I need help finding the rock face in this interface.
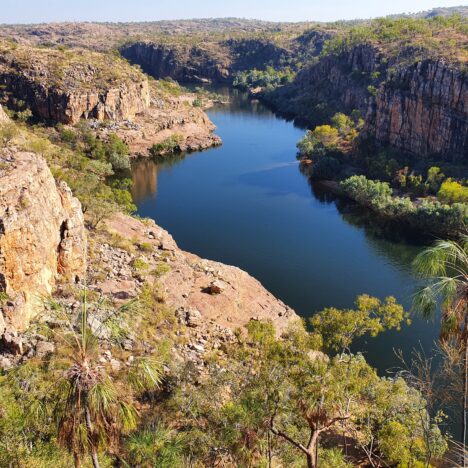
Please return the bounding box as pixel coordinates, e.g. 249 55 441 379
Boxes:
96 213 297 335
0 104 9 122
268 44 382 124
0 43 151 124
121 39 292 83
266 45 467 160
0 69 150 125
121 42 232 83
364 59 468 160
0 150 87 332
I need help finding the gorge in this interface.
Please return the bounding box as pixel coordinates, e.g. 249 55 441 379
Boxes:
0 9 466 467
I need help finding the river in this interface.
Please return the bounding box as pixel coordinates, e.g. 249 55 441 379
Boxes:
132 86 439 373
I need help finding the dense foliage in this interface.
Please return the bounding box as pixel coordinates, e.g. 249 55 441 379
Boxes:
341 175 468 236
233 66 296 90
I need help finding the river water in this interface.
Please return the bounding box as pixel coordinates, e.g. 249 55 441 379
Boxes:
132 87 439 373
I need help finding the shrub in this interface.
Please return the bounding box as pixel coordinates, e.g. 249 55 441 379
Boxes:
437 179 468 204
108 151 131 172
149 134 183 157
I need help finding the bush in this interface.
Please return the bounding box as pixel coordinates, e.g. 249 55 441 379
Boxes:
149 134 183 157
108 152 131 172
341 175 467 236
437 179 468 204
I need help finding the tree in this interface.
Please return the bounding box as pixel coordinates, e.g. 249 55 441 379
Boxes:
413 236 468 466
173 318 445 467
311 294 410 353
0 122 19 147
438 179 468 204
43 293 163 468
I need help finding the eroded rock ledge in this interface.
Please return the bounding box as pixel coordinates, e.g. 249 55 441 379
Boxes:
94 213 297 335
0 149 86 339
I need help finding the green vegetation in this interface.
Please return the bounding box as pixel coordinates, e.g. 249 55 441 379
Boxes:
341 175 468 236
321 15 468 65
149 134 183 157
233 65 296 90
0 279 450 467
438 179 468 204
412 236 468 461
297 111 363 161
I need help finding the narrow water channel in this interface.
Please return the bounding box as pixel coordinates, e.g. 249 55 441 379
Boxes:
132 86 439 373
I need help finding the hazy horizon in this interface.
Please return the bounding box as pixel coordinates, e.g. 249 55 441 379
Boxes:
0 0 466 25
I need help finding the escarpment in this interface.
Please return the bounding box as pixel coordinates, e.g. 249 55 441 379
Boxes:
265 45 467 160
265 44 383 124
120 38 293 83
0 43 150 124
121 42 232 83
0 150 86 337
364 59 468 160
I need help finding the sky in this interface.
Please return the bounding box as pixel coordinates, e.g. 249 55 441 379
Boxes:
0 0 466 24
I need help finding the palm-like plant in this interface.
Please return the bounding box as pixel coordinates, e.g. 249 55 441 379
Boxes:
43 291 163 468
412 236 468 465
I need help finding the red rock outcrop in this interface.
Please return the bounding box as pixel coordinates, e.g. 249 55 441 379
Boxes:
0 149 87 333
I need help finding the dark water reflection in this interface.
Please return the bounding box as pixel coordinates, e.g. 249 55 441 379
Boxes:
132 87 439 374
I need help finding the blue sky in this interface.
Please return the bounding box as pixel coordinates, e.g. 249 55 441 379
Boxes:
0 0 465 24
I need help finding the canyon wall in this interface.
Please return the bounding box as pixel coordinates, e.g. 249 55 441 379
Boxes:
0 150 86 336
265 44 383 125
121 42 232 83
364 59 467 160
266 46 467 160
121 39 292 83
0 70 150 124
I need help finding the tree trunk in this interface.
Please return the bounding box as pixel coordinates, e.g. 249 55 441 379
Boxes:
306 452 315 468
90 449 100 468
74 452 81 468
84 406 101 468
462 329 468 467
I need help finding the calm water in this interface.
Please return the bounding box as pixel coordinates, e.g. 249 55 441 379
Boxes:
132 87 439 373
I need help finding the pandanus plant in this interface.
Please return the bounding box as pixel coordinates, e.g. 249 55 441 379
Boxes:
44 290 163 468
412 236 468 466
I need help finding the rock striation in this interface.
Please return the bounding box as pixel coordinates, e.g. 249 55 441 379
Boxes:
0 42 150 124
266 45 467 160
0 149 86 335
364 59 468 160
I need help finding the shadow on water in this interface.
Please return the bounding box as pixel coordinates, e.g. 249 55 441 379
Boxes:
132 86 440 376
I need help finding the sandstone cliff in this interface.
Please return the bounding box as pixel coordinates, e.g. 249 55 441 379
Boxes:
0 149 86 338
364 59 468 160
0 42 150 124
265 44 382 125
265 45 467 160
121 38 293 83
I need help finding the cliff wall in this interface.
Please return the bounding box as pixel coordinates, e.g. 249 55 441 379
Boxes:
0 149 86 336
364 59 467 160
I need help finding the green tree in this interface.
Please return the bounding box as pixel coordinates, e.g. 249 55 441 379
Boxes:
311 294 410 353
44 294 162 468
438 179 468 204
413 236 468 465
